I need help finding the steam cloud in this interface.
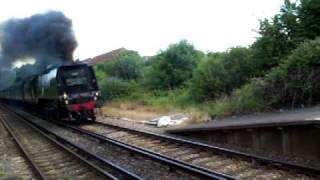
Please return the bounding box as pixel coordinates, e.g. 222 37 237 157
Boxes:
0 11 77 89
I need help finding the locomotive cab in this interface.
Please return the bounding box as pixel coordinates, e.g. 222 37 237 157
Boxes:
57 64 102 121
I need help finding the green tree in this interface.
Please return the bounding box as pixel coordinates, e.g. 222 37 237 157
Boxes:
94 66 107 81
147 40 203 89
279 0 301 44
99 77 136 99
299 0 320 39
251 0 303 73
189 53 226 101
98 50 143 80
265 37 320 107
190 47 254 101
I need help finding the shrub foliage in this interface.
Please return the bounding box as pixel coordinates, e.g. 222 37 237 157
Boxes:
146 40 203 89
93 0 320 117
190 47 254 101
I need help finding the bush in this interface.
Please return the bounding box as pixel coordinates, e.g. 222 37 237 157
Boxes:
96 50 143 80
148 88 191 108
210 37 320 117
92 0 320 118
210 79 267 117
99 78 137 100
189 54 226 101
94 67 107 81
264 37 320 107
190 47 254 101
146 40 203 89
231 79 267 113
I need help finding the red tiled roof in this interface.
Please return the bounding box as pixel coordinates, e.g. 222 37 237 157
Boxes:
84 48 127 65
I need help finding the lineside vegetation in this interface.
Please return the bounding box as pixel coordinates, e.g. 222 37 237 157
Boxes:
94 0 320 119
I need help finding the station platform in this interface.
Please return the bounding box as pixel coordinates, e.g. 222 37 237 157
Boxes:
167 106 320 168
168 106 320 133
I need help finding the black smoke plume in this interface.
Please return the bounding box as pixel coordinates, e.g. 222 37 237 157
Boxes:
0 11 77 89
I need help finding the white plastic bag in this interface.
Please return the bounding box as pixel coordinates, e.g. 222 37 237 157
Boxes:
157 116 172 127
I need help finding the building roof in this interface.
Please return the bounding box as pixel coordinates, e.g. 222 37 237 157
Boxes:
84 48 127 65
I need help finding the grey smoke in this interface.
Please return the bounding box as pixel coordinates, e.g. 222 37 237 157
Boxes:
0 11 77 70
0 11 77 89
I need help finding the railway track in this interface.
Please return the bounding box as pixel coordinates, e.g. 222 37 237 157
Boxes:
0 115 35 179
6 105 235 179
0 105 142 180
3 104 319 179
76 121 318 179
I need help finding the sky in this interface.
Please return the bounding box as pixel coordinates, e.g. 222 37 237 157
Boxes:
0 0 284 60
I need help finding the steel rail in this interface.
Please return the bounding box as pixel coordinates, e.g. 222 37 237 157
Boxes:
62 122 235 180
0 117 47 180
2 105 142 180
6 104 234 179
93 121 320 175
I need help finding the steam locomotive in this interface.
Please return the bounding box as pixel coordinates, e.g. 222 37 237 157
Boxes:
0 63 102 121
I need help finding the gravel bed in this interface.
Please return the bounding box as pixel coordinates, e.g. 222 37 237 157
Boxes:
86 120 316 179
0 113 35 179
10 107 318 179
17 111 201 179
97 115 169 134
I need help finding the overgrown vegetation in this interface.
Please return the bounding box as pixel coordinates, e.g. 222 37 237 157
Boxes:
95 0 320 120
144 40 203 90
190 47 255 101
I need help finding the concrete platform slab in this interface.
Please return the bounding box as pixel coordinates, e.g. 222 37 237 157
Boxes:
168 106 320 132
167 106 320 168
